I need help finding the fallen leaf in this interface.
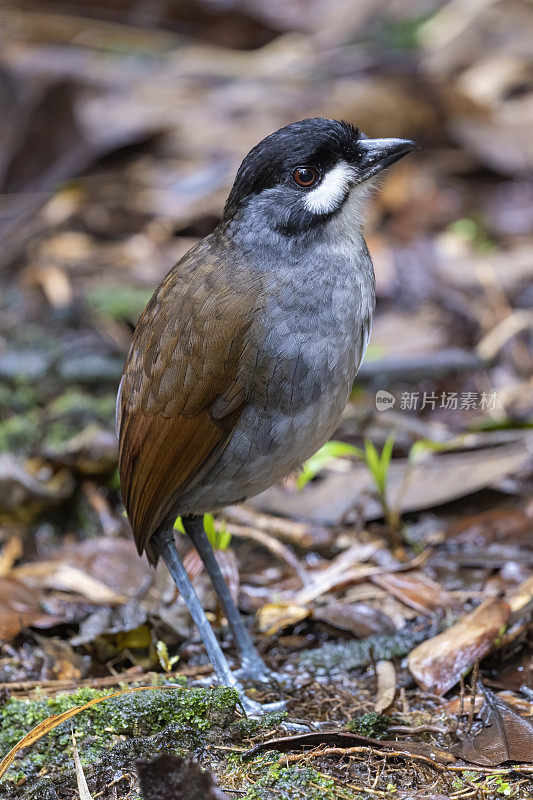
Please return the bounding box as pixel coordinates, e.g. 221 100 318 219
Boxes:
215 548 240 606
313 602 396 637
0 534 23 575
252 441 530 525
256 601 309 635
0 454 74 520
442 692 532 717
454 684 533 766
13 538 152 602
243 730 455 765
137 753 229 800
13 563 129 605
294 543 381 604
449 507 533 547
0 576 65 641
182 546 240 607
375 660 396 713
371 571 459 616
408 598 510 695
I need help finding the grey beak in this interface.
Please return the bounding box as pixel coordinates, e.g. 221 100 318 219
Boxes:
356 137 418 181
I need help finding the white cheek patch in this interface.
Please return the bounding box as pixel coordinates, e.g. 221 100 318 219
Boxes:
303 161 356 215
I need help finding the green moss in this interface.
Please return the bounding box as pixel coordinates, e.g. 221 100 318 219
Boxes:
47 390 116 424
0 412 41 452
86 284 152 322
0 389 117 453
235 752 344 800
347 713 391 739
0 684 238 795
300 627 432 674
230 710 288 739
0 382 38 415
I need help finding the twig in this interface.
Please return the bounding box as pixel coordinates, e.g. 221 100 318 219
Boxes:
220 521 310 588
0 664 214 697
466 660 479 735
278 746 448 773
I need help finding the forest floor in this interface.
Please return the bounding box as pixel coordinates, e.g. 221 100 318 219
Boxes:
0 1 531 798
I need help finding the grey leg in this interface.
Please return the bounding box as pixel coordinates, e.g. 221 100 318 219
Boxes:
152 527 239 688
183 515 269 681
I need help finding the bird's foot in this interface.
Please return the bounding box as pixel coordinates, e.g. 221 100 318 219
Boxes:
239 694 288 717
234 664 291 716
235 665 293 692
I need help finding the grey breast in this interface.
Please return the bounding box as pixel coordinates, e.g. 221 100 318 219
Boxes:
179 234 376 514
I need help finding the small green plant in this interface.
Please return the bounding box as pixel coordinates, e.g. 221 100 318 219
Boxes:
493 776 513 796
363 434 402 544
348 712 391 738
156 640 179 673
299 435 403 549
203 512 232 550
363 434 394 506
448 214 496 253
174 513 232 550
297 440 363 489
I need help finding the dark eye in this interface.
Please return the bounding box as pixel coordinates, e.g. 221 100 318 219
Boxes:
292 166 319 188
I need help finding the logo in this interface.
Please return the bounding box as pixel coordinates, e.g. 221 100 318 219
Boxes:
375 390 395 411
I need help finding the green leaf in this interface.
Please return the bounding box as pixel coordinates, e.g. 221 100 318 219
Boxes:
216 527 232 551
364 435 394 498
379 434 395 494
364 438 380 484
156 640 179 672
297 440 363 489
173 516 186 534
203 513 231 550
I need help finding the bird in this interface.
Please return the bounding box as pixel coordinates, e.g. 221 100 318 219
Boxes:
117 117 416 710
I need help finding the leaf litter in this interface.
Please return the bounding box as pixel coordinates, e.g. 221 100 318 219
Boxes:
0 0 532 798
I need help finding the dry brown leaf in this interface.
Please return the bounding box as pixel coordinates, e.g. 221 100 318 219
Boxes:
408 598 510 695
313 601 396 637
223 520 310 587
0 534 23 575
256 601 309 635
253 441 530 525
294 543 381 604
374 660 396 713
215 548 240 606
454 684 533 766
442 693 532 717
13 538 152 603
0 576 65 641
13 563 128 605
371 571 459 616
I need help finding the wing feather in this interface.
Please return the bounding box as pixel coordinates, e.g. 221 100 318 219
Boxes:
118 239 258 561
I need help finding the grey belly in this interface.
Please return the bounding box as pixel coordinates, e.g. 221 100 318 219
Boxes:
178 331 365 514
176 246 374 514
181 390 346 513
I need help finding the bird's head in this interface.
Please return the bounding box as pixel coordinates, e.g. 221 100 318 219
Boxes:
222 117 417 237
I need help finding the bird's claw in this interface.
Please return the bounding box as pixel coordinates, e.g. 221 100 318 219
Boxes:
239 695 288 717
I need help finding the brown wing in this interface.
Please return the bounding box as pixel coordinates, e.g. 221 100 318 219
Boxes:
117 239 257 562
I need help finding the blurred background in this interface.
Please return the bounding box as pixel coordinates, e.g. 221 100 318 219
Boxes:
0 0 532 710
